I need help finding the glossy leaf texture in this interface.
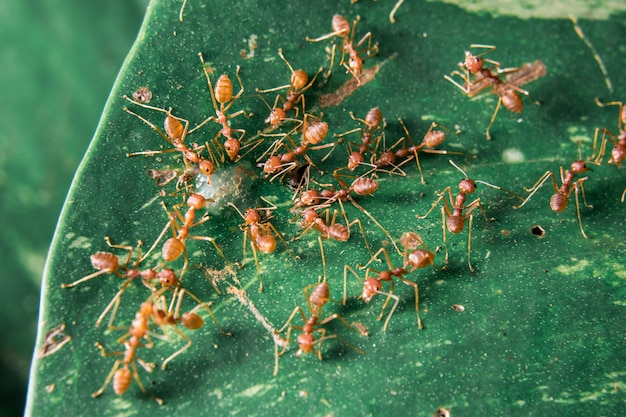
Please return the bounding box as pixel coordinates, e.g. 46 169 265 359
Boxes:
26 1 626 416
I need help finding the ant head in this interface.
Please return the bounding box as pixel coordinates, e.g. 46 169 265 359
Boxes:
244 208 261 224
263 155 282 175
571 160 590 174
159 268 179 287
464 51 483 74
363 277 382 302
348 152 364 170
187 193 206 210
224 138 241 161
302 208 319 223
265 108 286 126
458 178 477 194
198 159 215 177
348 56 364 79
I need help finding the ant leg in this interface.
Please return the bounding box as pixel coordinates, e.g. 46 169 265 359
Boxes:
343 264 363 305
91 359 122 398
161 327 192 370
400 276 422 329
466 213 475 272
513 171 557 209
572 178 590 238
377 289 400 332
485 97 503 140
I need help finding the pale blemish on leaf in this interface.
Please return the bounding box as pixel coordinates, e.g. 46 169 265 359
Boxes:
431 0 626 19
68 235 92 250
555 258 588 274
502 148 525 164
235 383 275 397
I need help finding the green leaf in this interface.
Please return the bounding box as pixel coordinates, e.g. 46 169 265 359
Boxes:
27 1 626 416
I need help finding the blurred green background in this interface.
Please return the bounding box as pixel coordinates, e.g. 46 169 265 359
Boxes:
0 1 147 415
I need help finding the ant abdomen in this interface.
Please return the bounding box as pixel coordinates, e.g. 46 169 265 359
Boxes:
501 90 523 113
162 237 185 262
407 249 435 269
331 15 350 36
113 367 132 396
351 177 378 196
164 115 184 142
447 216 465 234
214 74 233 104
550 193 568 212
90 252 120 272
423 130 446 148
256 235 277 254
181 312 204 330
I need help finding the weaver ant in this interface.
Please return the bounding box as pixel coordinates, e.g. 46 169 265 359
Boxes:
306 14 379 83
513 154 592 238
444 45 543 140
329 107 384 171
275 280 364 369
192 53 249 161
372 118 457 183
417 160 519 271
159 193 228 271
258 114 332 181
92 300 161 403
256 48 321 129
589 98 626 168
344 232 434 331
228 198 295 292
123 97 218 183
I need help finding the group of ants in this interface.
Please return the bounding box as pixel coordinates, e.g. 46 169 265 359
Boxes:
59 14 626 404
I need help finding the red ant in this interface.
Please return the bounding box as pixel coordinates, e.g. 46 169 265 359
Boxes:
258 115 331 181
158 193 228 271
589 98 626 168
329 107 384 171
372 118 457 183
92 300 161 403
123 97 218 183
228 198 296 292
444 45 543 140
256 48 321 129
294 172 401 255
306 14 379 83
344 232 434 331
275 281 364 370
192 53 248 162
294 201 371 258
148 286 220 369
417 160 520 271
513 154 592 238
